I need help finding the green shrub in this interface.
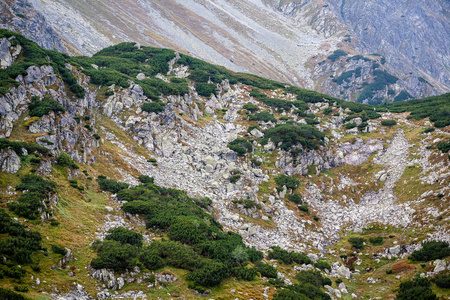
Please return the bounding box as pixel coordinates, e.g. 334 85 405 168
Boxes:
146 240 202 271
96 176 129 193
323 108 333 115
386 269 393 274
275 174 300 190
289 193 303 204
91 240 139 271
357 70 398 103
437 142 450 153
243 102 259 112
28 96 65 117
345 122 357 129
394 91 413 102
409 241 450 262
142 102 165 114
381 120 397 126
268 246 312 265
369 236 384 245
328 50 347 62
256 263 277 278
13 286 28 293
188 260 230 287
229 175 241 183
0 208 42 278
8 174 56 219
296 270 332 286
249 111 277 123
312 215 320 222
51 244 67 256
50 219 60 226
105 227 143 247
262 124 324 151
0 139 49 156
196 83 217 97
29 157 41 164
138 175 154 183
93 134 100 140
431 273 450 288
314 260 331 271
228 138 253 156
194 197 212 209
0 288 30 300
232 267 257 281
348 237 366 250
395 276 436 300
298 205 309 213
250 158 262 167
57 152 78 168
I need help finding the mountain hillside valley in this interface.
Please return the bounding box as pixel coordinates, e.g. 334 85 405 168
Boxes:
0 4 449 299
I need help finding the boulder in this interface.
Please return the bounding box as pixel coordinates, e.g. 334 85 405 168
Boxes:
337 265 351 279
0 149 21 173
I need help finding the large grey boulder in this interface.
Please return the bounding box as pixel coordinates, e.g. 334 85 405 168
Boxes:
0 149 21 173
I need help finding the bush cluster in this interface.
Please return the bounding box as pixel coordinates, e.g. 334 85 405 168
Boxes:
249 111 277 123
0 208 42 281
227 138 253 156
348 237 366 250
381 120 397 126
274 174 300 190
272 270 332 300
0 139 49 156
396 276 436 300
8 174 56 219
94 177 264 288
409 241 450 262
96 175 129 194
268 246 312 265
28 96 65 117
262 124 325 151
386 93 449 127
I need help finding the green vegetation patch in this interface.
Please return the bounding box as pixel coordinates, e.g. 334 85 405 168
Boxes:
327 49 348 62
28 96 65 117
0 208 42 281
0 138 49 156
385 93 450 127
227 138 253 156
262 124 325 151
268 246 312 265
396 276 437 300
8 174 56 219
94 177 264 289
409 241 450 262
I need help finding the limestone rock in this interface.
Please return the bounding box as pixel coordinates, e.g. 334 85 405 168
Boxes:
0 149 21 173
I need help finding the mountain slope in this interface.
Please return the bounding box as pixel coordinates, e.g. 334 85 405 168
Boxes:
22 0 450 104
0 31 449 299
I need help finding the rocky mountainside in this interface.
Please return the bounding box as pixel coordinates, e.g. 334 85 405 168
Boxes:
0 0 67 53
0 31 449 299
5 0 445 104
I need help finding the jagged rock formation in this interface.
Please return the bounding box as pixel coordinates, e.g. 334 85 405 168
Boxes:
0 0 67 53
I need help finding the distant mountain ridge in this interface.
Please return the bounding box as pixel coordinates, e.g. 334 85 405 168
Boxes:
2 0 450 104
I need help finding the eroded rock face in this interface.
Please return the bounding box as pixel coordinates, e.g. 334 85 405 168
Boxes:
0 37 21 69
0 148 21 173
0 0 67 53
